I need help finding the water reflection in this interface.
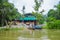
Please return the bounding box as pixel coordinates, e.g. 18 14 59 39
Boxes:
18 29 50 40
19 30 42 38
40 29 50 40
0 29 60 40
18 29 60 40
18 30 42 40
48 29 60 40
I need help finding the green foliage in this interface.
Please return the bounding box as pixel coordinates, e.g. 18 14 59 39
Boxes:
34 0 41 11
47 2 60 20
48 9 56 17
47 20 60 29
0 0 21 26
47 2 60 29
32 12 44 24
0 27 24 31
33 0 44 24
47 17 56 22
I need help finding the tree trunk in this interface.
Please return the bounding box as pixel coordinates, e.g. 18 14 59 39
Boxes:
5 20 9 28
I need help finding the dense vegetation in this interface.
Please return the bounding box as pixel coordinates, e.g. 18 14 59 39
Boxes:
32 0 44 24
0 0 44 27
0 0 20 26
47 2 60 29
0 0 60 29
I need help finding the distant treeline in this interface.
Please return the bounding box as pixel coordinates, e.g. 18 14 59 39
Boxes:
47 2 60 29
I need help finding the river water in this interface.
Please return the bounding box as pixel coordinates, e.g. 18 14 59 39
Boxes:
0 29 60 40
18 29 60 40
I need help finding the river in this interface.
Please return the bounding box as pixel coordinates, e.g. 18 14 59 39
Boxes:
0 29 60 40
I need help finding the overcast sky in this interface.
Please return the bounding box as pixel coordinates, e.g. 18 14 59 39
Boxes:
9 0 60 15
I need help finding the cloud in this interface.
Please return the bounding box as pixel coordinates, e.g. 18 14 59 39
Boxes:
40 0 60 15
9 0 60 14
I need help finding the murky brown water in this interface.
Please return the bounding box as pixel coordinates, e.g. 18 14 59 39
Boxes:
0 29 60 40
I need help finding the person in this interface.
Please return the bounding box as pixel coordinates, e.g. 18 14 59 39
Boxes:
30 23 32 28
29 23 35 30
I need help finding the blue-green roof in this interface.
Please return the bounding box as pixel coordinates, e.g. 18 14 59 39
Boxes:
20 16 36 20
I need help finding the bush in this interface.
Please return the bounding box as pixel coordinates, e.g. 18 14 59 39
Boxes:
0 27 24 31
0 28 10 31
47 20 60 29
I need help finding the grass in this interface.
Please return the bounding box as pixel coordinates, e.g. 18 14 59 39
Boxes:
0 27 24 31
42 25 48 29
